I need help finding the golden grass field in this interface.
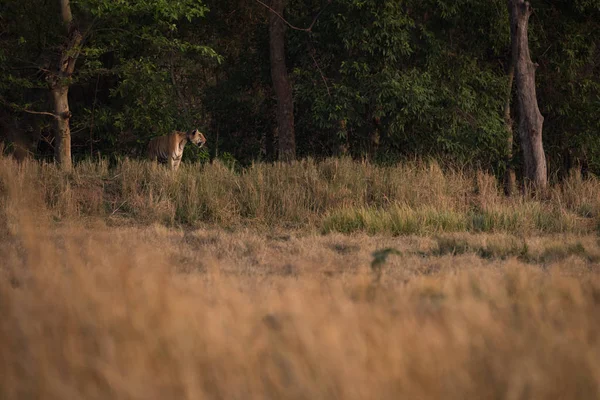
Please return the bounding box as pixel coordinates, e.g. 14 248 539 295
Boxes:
1 155 599 399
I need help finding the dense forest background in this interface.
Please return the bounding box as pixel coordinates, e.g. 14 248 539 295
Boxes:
1 0 599 180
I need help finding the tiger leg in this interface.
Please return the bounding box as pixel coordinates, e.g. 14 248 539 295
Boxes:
173 158 182 171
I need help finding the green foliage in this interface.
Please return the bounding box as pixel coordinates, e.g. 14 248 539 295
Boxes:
110 58 178 133
290 0 511 166
82 0 209 21
0 0 218 158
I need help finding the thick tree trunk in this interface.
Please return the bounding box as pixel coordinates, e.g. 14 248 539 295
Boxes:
503 59 517 196
269 0 296 162
509 0 547 189
50 0 82 171
51 86 73 169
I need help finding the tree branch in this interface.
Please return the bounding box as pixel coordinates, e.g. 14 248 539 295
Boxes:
20 109 58 119
255 0 331 32
0 96 58 119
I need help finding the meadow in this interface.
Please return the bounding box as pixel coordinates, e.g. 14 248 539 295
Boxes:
1 155 599 399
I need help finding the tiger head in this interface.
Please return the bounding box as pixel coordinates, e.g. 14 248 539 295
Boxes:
188 129 207 148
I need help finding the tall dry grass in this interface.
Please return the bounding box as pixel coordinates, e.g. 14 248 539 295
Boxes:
1 155 600 399
1 155 598 234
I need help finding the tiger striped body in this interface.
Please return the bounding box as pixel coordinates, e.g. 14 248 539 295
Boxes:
147 129 206 171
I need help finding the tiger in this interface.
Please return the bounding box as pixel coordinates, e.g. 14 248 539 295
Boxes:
147 129 206 171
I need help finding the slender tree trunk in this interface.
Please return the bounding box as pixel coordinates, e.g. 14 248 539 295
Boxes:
369 115 381 161
508 0 547 189
503 59 517 196
50 0 82 171
337 119 349 156
269 0 296 162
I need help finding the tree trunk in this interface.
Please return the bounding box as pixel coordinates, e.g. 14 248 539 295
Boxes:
369 115 381 161
337 119 349 156
503 57 517 196
50 0 82 171
508 0 547 189
269 0 296 162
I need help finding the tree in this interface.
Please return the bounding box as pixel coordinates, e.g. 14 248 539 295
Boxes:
531 1 600 177
51 0 82 171
268 0 296 162
0 0 216 165
508 0 547 189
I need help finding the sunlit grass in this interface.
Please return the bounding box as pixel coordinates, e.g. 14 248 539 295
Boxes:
1 157 600 399
1 156 598 235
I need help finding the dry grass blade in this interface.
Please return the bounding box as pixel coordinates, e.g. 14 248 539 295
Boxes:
0 155 599 399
